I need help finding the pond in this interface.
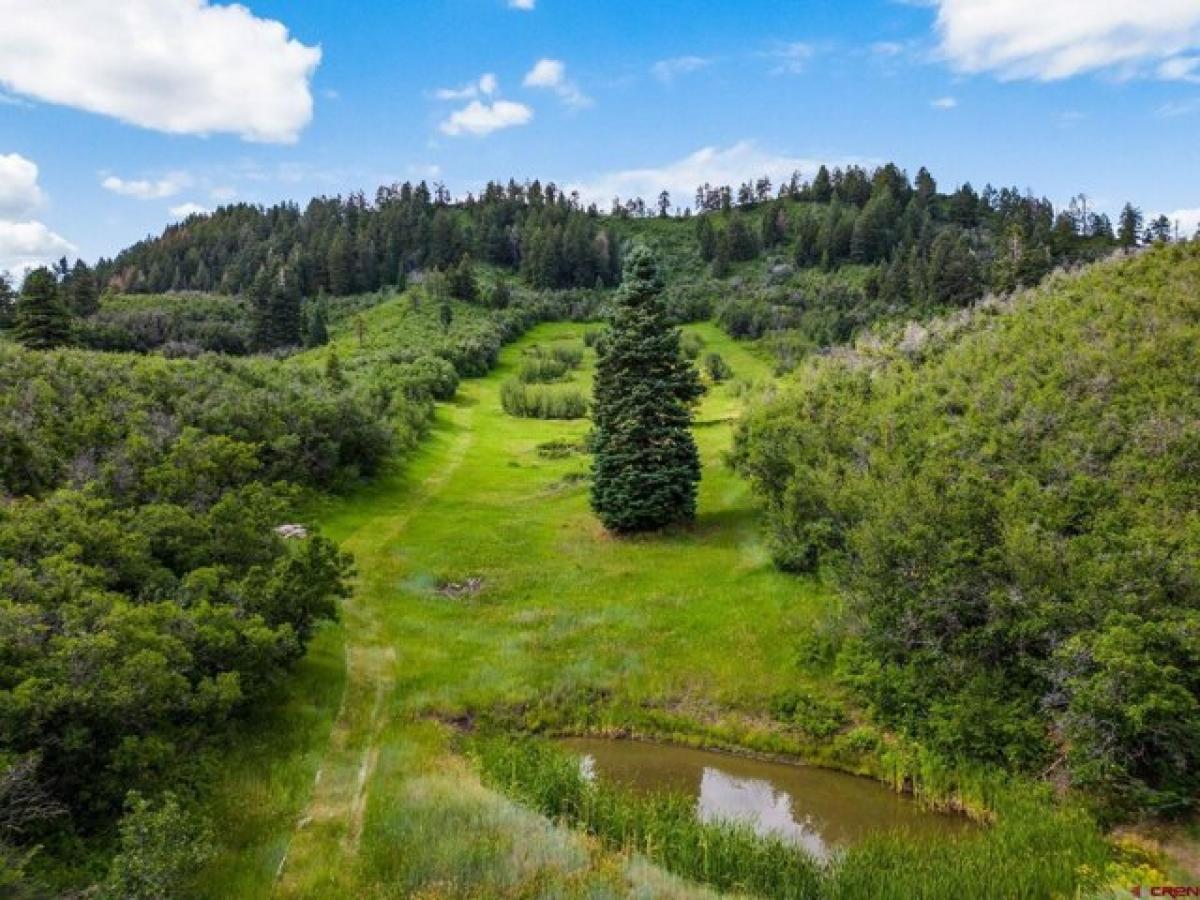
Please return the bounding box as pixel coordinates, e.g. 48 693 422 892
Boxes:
560 738 974 861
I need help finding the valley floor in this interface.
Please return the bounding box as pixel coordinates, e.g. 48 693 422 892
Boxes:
199 323 836 897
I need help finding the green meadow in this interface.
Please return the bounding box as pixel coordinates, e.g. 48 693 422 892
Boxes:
196 320 850 897
195 315 1144 898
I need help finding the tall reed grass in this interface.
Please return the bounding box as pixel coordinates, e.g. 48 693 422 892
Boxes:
473 735 1116 900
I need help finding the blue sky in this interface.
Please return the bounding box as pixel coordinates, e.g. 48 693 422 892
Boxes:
2 0 1199 272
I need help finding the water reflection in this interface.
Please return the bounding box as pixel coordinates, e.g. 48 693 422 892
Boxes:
563 738 972 861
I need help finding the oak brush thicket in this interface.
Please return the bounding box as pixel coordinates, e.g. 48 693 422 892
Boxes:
590 245 703 532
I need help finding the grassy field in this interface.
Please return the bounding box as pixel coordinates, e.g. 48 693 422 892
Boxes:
197 321 845 897
194 315 1154 898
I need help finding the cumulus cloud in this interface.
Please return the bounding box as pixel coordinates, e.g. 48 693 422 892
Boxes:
651 56 713 82
523 58 591 108
0 0 321 143
439 99 533 136
567 141 869 209
929 0 1200 81
0 220 76 274
0 153 73 273
169 202 211 219
101 173 190 200
0 153 44 218
435 73 499 101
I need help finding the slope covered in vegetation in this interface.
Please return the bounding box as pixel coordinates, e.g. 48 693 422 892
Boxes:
735 243 1200 813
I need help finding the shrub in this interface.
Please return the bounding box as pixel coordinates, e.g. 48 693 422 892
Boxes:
500 380 588 419
103 792 213 900
769 687 849 739
397 355 460 400
679 331 706 360
702 351 732 382
517 356 570 384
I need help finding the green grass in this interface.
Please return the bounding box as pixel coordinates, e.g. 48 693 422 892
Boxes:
196 319 1119 897
198 321 846 896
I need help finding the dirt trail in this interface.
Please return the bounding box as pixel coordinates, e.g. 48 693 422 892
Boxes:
273 400 476 897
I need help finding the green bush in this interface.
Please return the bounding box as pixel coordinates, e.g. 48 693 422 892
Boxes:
500 380 588 419
396 355 460 400
769 687 849 739
103 792 213 900
702 351 733 382
517 356 570 384
679 331 706 360
735 244 1200 810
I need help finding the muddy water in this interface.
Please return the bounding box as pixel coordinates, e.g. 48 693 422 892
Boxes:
560 738 974 861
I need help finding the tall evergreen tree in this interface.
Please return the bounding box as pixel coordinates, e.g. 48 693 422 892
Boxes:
306 297 330 347
14 267 73 349
1118 203 1143 249
0 273 15 330
64 260 99 317
590 245 703 533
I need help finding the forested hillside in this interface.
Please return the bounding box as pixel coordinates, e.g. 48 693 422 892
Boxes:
735 242 1200 813
79 164 1142 358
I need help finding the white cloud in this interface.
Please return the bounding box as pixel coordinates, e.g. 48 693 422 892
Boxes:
1161 208 1200 237
435 73 499 101
0 0 320 143
523 58 590 108
0 153 44 218
508 0 535 9
1158 56 1200 82
439 99 533 136
651 56 713 82
567 141 870 209
930 0 1200 81
210 186 238 202
931 96 959 109
0 220 75 274
101 173 189 200
764 42 816 75
524 59 565 88
169 202 210 219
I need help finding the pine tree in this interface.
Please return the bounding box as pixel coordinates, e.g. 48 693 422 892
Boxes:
447 255 478 302
306 297 330 347
695 216 717 261
268 263 303 347
927 230 982 307
0 273 15 330
327 231 353 296
1117 203 1143 249
590 245 703 533
14 267 73 349
811 165 833 203
248 267 273 350
65 260 99 316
